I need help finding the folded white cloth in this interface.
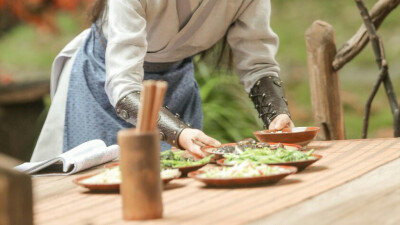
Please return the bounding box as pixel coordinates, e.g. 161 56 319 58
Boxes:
14 140 119 176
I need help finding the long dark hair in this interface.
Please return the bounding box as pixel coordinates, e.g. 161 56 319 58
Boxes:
89 0 106 23
199 36 233 72
88 0 233 70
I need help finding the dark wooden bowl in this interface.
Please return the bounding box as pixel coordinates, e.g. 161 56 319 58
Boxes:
201 143 237 160
253 127 320 147
176 163 208 176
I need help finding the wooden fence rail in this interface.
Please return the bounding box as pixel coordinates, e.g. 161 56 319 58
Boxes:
305 0 400 140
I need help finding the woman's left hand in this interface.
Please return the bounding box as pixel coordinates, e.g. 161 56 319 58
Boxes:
268 114 294 131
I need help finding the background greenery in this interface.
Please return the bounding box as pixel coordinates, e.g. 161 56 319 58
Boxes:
0 0 399 143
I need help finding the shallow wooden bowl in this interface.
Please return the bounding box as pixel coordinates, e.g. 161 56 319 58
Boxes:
253 127 320 147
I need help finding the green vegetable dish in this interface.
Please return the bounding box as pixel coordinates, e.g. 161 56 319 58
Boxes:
161 150 213 168
224 146 316 165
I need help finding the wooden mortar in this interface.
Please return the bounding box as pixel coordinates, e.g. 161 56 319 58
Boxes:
118 128 163 220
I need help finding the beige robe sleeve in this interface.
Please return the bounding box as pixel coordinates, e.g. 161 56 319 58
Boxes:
227 0 280 93
105 0 147 106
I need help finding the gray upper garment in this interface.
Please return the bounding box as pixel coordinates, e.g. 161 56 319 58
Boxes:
52 0 281 108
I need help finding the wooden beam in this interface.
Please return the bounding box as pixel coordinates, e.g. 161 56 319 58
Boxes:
0 79 49 105
305 20 345 140
332 0 400 71
0 154 33 225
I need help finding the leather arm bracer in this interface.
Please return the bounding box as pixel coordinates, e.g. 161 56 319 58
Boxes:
249 76 291 129
115 91 189 148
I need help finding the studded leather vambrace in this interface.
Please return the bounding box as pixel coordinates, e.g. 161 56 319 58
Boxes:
115 91 189 148
249 76 291 129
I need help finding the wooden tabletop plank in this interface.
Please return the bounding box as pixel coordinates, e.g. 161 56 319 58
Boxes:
251 154 400 225
33 138 400 225
165 141 398 225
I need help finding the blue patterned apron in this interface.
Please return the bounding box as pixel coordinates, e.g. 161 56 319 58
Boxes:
63 24 203 151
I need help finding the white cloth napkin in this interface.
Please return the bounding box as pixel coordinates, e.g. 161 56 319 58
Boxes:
14 140 119 176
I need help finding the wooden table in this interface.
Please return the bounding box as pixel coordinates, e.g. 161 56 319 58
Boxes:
33 138 400 225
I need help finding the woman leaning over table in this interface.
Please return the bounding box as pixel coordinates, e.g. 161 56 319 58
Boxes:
30 0 294 162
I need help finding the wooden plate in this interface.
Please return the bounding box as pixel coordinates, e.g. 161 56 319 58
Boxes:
104 162 119 169
188 165 297 187
73 174 120 191
73 169 181 191
253 127 320 147
216 154 322 171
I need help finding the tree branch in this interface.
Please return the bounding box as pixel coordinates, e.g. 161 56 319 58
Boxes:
355 0 400 138
333 0 400 71
362 61 387 138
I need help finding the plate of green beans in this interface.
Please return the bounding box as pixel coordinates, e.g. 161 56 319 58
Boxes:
217 146 322 171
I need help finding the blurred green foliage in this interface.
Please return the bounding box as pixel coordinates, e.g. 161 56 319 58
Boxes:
194 60 262 143
0 13 83 80
0 1 399 142
273 0 400 139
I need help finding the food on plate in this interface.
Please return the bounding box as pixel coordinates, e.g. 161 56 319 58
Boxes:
197 161 291 179
206 141 295 155
270 130 285 134
160 150 213 168
224 146 316 165
80 166 180 184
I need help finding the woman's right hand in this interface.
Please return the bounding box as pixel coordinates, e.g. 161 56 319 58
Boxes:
178 128 221 159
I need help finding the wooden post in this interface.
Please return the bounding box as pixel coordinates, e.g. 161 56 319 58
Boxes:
305 20 345 140
0 154 33 225
0 80 50 161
